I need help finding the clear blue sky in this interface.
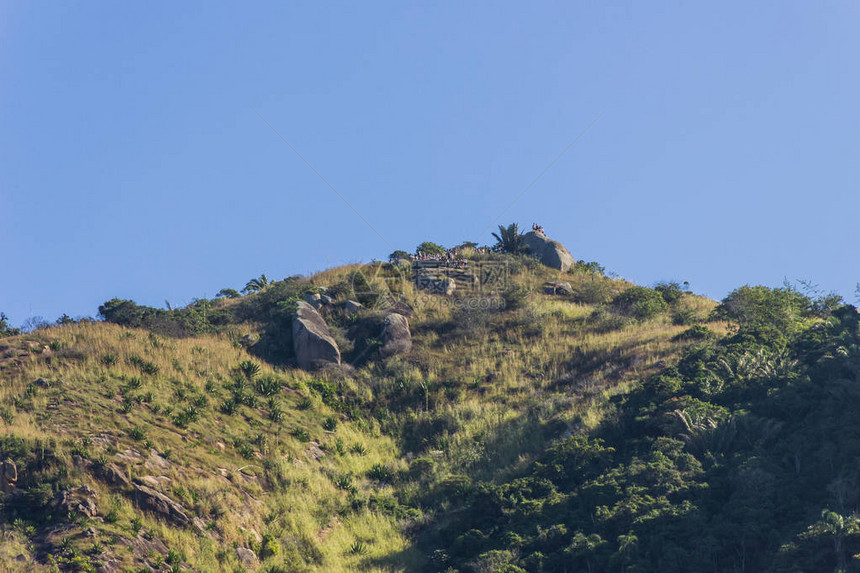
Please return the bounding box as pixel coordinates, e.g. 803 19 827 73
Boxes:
2 2 858 327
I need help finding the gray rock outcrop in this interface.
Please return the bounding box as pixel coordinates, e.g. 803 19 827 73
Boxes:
343 300 363 313
292 301 341 370
1 459 17 493
521 231 574 272
132 481 200 530
543 281 573 296
379 313 412 359
303 292 323 309
52 485 98 518
94 462 131 489
236 547 260 570
414 272 456 295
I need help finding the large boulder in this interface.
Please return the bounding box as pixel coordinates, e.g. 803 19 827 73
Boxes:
521 231 574 272
292 301 341 370
379 313 412 359
543 281 573 296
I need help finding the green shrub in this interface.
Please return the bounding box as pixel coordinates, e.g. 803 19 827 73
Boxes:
0 312 21 337
255 375 281 397
220 399 237 415
216 288 241 299
416 241 445 255
307 379 342 410
654 281 684 305
128 355 159 376
571 260 605 276
269 404 283 423
713 284 809 344
672 325 715 342
172 406 199 428
333 473 354 491
291 428 311 443
409 457 435 479
235 443 255 459
349 541 367 555
166 548 182 565
573 280 615 305
611 286 668 320
389 250 411 262
502 285 530 310
128 426 146 441
259 533 281 559
130 517 143 535
367 463 394 483
237 360 261 381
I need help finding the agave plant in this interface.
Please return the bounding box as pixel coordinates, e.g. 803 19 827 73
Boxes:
237 359 261 381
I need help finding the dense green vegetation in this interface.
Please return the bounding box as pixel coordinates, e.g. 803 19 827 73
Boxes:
2 238 859 572
419 286 860 572
0 313 21 338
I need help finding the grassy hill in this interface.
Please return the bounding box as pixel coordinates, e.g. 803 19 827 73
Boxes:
1 248 855 572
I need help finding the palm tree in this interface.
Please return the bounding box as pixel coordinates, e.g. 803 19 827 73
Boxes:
616 532 638 569
242 274 270 294
491 223 524 253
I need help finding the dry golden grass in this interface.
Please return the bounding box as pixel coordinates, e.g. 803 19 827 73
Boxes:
0 260 724 571
0 321 415 572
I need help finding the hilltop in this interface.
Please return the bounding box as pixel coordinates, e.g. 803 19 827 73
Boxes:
1 228 858 572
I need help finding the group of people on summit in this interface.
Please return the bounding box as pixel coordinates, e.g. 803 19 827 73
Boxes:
408 224 545 268
411 248 469 268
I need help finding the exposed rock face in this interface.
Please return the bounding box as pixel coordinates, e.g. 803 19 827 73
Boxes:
236 547 259 570
94 462 131 489
292 301 341 370
145 451 171 473
522 231 574 272
543 281 573 296
1 459 17 493
379 313 412 359
239 333 260 348
412 262 478 295
52 485 98 518
132 482 195 528
303 292 323 309
343 300 363 313
414 272 456 295
381 295 414 317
